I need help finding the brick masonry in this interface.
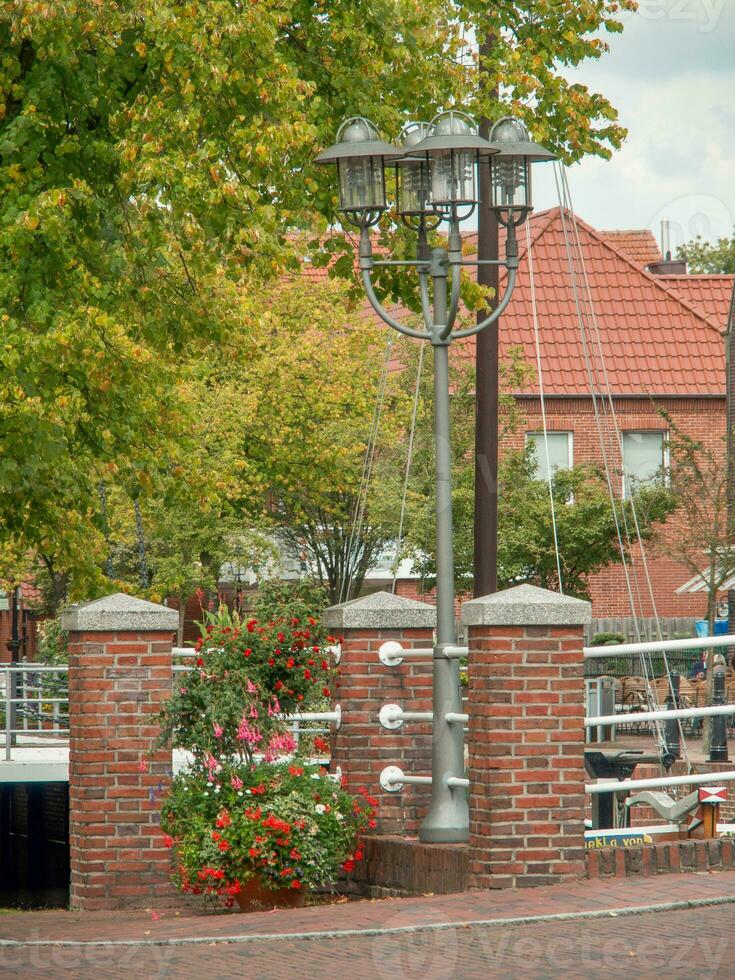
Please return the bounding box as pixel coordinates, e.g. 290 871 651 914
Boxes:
343 835 468 897
586 838 735 879
328 626 434 834
464 586 590 890
62 594 180 910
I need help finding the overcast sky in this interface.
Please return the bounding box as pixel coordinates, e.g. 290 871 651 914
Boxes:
532 0 735 250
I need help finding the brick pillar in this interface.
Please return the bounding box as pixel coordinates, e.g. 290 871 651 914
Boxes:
61 593 179 910
324 592 436 834
463 584 590 889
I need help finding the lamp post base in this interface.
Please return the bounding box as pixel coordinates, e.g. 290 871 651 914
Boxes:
419 800 470 844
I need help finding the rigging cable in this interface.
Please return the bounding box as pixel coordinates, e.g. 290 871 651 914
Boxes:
526 218 564 594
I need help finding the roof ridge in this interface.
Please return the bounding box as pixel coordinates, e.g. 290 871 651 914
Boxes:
558 211 727 337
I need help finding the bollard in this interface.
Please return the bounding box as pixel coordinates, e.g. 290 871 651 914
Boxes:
664 670 681 762
710 666 729 762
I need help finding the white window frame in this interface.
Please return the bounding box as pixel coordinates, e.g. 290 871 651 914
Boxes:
525 430 574 481
621 429 668 498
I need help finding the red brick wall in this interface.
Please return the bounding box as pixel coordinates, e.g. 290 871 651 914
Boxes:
331 626 434 834
510 396 726 618
587 838 735 879
67 629 177 910
468 623 587 888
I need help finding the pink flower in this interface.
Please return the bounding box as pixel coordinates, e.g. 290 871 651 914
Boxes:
237 718 262 745
138 758 148 773
249 704 258 719
267 697 281 718
231 775 244 791
263 732 297 762
213 723 224 738
246 679 257 694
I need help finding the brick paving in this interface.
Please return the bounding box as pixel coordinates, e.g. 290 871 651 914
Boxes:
1 904 733 979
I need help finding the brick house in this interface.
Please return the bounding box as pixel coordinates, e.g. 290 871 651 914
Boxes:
456 207 735 619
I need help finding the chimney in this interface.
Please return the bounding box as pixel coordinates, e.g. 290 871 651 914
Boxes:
647 218 688 275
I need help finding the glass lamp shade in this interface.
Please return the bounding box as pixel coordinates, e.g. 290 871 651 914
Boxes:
430 148 476 206
427 112 477 206
490 155 530 210
314 117 403 215
395 122 433 217
337 155 386 212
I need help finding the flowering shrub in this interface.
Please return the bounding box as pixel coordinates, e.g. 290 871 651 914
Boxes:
157 605 337 763
161 760 377 898
156 604 374 904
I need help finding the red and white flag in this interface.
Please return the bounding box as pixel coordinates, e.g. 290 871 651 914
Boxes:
699 786 727 804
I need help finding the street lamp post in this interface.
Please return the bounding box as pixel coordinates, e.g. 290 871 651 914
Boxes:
315 111 553 843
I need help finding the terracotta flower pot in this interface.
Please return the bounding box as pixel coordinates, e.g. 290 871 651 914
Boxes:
234 876 306 913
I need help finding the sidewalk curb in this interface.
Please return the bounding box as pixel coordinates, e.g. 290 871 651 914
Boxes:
2 893 735 948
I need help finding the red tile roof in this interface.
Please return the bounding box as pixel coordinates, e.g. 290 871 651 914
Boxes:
599 229 662 267
296 210 733 399
456 207 729 397
654 275 734 328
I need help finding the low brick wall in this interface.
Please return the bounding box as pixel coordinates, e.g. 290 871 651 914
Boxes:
343 835 469 897
586 838 735 879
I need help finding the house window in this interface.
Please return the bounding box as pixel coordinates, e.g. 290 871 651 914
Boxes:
526 431 573 481
622 431 666 496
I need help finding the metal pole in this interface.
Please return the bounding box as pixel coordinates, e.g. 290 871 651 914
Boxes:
710 665 729 762
473 33 499 600
419 247 469 843
664 670 681 761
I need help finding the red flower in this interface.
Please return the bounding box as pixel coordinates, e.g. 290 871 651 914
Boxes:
288 765 304 776
279 867 294 878
216 811 232 829
307 659 315 667
247 619 257 633
211 831 221 842
277 632 285 643
291 617 300 626
303 670 311 680
369 819 377 829
250 784 267 796
355 848 364 861
308 617 317 626
289 848 301 860
286 658 295 668
274 680 284 691
268 658 275 667
218 840 230 852
196 657 204 667
322 687 330 697
248 847 260 858
244 648 252 658
342 859 355 873
291 880 302 890
313 736 329 752
162 835 174 848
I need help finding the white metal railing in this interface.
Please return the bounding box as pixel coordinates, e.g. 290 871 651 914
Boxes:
585 703 735 728
587 769 735 795
378 640 467 667
2 663 69 761
583 634 735 660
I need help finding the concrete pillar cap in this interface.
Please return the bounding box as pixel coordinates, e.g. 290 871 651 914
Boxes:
60 592 179 633
461 584 591 627
324 590 436 630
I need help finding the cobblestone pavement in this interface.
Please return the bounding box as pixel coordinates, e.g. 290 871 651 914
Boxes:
2 871 735 979
1 904 733 979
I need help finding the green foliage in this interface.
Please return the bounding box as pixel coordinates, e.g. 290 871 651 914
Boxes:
678 235 735 274
157 605 335 765
161 761 373 899
591 632 624 647
35 617 68 665
253 579 330 627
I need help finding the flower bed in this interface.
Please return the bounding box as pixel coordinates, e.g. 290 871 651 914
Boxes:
156 603 376 908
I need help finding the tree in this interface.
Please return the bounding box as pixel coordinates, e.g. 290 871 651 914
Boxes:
678 235 735 274
0 1 638 593
402 352 674 598
647 418 734 747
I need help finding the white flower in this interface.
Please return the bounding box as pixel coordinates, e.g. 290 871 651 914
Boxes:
314 803 326 814
237 791 244 797
214 786 220 794
203 791 209 796
207 781 213 787
335 813 344 821
310 773 321 780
